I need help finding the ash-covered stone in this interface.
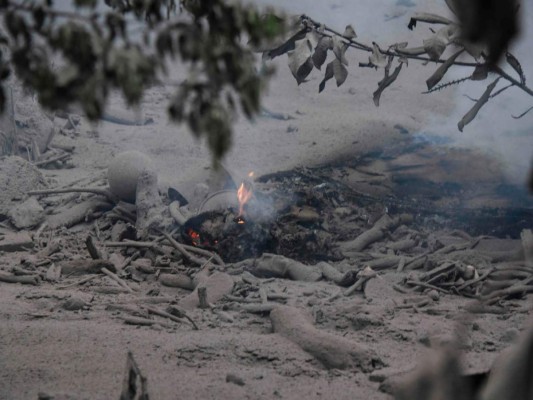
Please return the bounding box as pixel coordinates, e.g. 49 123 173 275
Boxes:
8 197 45 229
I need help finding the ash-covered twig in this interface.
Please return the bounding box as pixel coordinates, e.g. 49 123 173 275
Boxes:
512 105 533 119
422 76 471 94
27 187 118 204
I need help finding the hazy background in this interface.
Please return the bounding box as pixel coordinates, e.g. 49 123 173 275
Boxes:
49 0 533 185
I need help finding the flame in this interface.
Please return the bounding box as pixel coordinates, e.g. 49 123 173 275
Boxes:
237 181 253 217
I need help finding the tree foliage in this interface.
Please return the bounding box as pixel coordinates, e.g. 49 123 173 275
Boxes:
0 0 285 159
0 0 531 160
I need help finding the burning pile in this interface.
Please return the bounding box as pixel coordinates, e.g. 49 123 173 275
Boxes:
181 170 337 263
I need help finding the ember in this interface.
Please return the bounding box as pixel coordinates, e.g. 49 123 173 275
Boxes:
187 228 201 246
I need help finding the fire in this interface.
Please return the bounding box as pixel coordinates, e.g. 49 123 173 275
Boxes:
237 181 253 218
187 228 201 246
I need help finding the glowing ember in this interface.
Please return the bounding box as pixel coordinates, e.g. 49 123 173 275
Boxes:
237 181 253 218
187 228 201 246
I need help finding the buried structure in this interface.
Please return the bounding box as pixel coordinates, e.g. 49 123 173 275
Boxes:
0 132 532 399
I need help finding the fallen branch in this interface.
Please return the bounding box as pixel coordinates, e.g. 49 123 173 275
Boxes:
239 303 277 313
34 152 71 167
180 243 225 267
165 305 199 330
46 198 114 229
60 259 116 276
249 253 322 282
339 213 413 252
101 267 134 293
122 316 169 327
0 272 40 285
344 266 377 296
56 274 99 290
270 305 380 371
143 306 196 329
159 230 221 268
404 280 450 294
28 187 118 203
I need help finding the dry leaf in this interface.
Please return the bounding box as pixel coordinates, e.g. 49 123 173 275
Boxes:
423 25 456 61
426 48 464 90
262 28 309 61
398 56 409 66
305 30 320 49
319 61 335 93
458 78 499 131
332 36 349 66
373 60 403 106
342 24 357 39
390 42 408 50
471 64 488 81
369 42 388 68
505 52 525 84
332 58 348 86
288 39 314 85
408 12 454 30
456 38 486 59
312 36 332 70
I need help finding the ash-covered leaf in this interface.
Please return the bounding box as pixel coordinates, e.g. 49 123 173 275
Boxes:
332 36 349 66
390 42 408 51
373 60 403 106
471 64 488 81
312 36 332 70
342 24 357 39
506 52 525 85
288 39 313 84
332 58 348 86
458 78 499 132
408 12 454 30
369 42 387 68
319 61 334 93
426 48 464 90
262 28 308 60
423 25 456 61
455 37 486 60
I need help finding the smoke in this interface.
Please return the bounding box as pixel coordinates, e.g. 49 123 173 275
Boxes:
250 0 533 185
421 0 533 185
